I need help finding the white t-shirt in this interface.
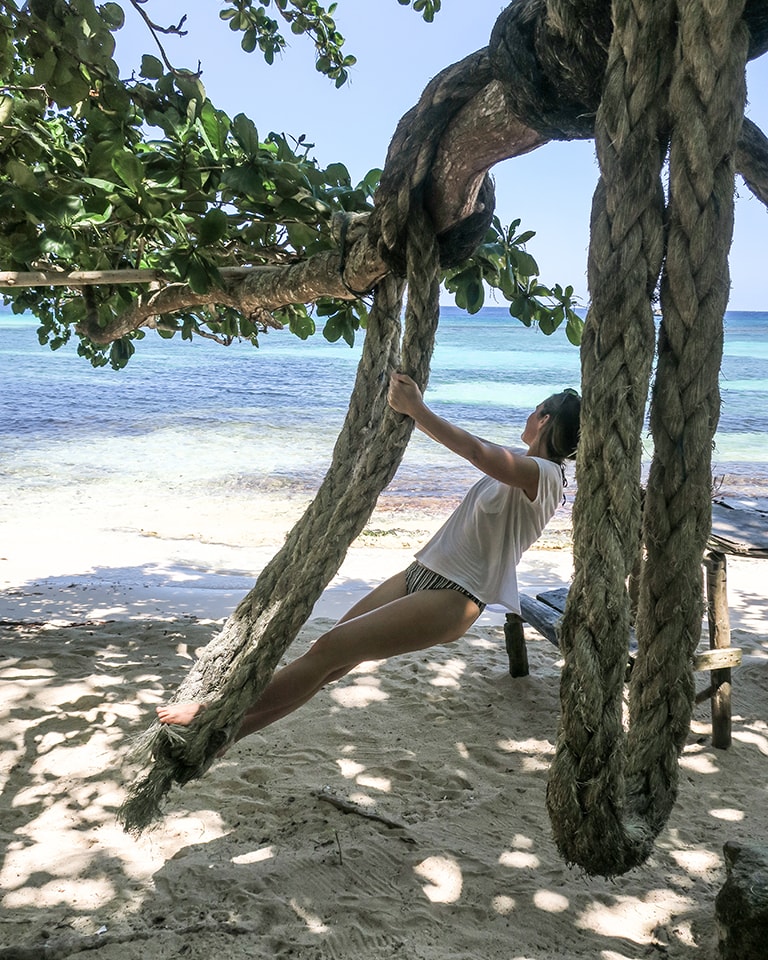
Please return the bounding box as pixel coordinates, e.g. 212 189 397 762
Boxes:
414 456 563 613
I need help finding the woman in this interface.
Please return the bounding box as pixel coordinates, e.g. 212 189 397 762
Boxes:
156 372 580 741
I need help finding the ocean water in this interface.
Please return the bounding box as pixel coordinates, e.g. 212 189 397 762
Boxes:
1 306 767 524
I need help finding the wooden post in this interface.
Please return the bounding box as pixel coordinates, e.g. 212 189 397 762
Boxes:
504 613 529 678
705 550 732 749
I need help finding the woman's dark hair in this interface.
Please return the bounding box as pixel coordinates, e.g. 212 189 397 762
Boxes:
539 388 581 463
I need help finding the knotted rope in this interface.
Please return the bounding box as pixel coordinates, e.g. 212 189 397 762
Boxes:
489 0 612 138
370 48 496 275
547 0 748 876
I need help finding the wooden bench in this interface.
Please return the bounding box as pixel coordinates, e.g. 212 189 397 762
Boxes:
505 499 768 750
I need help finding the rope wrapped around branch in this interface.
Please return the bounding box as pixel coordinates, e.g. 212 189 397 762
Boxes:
489 0 612 138
547 0 748 877
370 49 496 276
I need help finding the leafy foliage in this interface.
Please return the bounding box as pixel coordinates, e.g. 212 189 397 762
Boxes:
0 1 578 369
396 0 442 24
444 218 583 346
221 0 443 83
221 0 356 86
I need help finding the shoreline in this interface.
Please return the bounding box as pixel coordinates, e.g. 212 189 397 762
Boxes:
2 477 766 628
0 494 576 627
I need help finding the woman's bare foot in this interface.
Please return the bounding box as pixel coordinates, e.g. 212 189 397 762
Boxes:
156 701 205 726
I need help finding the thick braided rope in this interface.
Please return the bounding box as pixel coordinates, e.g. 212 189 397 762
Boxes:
118 207 442 834
626 0 748 826
545 0 674 876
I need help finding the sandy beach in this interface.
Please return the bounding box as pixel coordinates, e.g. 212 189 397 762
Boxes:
2 489 767 960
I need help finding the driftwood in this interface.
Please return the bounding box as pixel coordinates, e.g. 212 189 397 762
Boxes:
313 788 414 837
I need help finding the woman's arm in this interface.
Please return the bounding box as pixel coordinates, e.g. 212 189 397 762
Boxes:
388 372 541 498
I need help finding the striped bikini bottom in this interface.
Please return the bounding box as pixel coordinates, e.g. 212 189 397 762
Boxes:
404 561 485 612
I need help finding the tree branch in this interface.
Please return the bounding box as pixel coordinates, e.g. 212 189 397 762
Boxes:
75 59 549 344
48 8 768 346
737 117 768 207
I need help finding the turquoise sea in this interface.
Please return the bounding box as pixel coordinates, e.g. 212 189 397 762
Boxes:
1 306 767 521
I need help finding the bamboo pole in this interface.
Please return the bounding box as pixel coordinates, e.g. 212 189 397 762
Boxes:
0 267 256 288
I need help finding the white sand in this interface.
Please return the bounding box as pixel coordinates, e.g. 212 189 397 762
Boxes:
1 494 767 960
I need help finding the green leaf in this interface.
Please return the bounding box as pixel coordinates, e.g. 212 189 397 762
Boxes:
111 151 144 191
510 297 533 327
566 310 583 346
0 95 13 124
185 256 210 294
232 113 260 154
198 207 229 245
341 321 355 347
323 315 341 342
286 310 315 340
465 279 484 314
71 203 114 226
7 159 36 189
241 28 258 53
32 49 57 85
324 162 350 185
510 249 539 278
176 73 206 104
198 100 228 159
99 3 125 29
499 264 519 300
109 337 135 369
140 54 164 80
360 167 382 194
81 175 124 193
538 312 556 335
286 221 320 249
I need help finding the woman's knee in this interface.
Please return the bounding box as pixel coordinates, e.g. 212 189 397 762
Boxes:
305 627 355 679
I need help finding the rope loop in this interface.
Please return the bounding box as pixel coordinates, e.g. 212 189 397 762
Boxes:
119 70 452 836
547 0 749 877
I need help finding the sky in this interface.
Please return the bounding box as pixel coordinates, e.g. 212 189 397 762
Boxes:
116 0 768 311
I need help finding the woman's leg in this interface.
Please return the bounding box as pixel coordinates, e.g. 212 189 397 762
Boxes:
157 580 481 741
230 586 480 740
334 569 409 623
155 571 409 728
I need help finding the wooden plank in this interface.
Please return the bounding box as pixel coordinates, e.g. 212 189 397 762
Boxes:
535 587 570 614
0 269 163 287
710 502 768 558
694 647 743 671
0 266 256 288
528 586 639 658
519 595 561 646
